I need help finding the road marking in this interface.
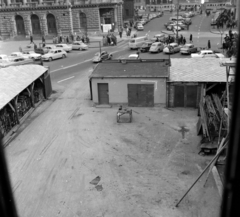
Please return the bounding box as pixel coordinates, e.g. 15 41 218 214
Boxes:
50 46 127 73
57 76 75 83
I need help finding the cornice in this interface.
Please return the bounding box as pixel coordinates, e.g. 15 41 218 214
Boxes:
0 3 120 12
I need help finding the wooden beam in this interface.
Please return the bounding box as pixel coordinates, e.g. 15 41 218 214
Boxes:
206 83 217 92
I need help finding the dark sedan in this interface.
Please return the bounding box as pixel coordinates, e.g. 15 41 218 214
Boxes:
140 41 153 52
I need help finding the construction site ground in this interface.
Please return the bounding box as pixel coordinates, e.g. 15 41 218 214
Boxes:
5 68 221 217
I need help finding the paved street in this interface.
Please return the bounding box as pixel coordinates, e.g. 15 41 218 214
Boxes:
2 12 223 217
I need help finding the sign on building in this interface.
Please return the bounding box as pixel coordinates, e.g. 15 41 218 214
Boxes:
102 24 112 33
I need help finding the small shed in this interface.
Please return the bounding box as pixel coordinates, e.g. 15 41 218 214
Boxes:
89 59 170 107
168 58 227 108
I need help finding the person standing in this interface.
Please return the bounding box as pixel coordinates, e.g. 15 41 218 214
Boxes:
208 40 211 49
183 37 186 45
189 34 193 43
30 34 34 44
119 26 123 38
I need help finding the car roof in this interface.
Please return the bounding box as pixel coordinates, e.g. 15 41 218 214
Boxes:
129 54 138 57
170 43 178 46
50 48 63 51
152 42 162 45
185 43 193 46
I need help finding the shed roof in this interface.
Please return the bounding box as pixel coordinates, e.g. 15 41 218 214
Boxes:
170 58 227 82
0 65 48 110
90 60 169 78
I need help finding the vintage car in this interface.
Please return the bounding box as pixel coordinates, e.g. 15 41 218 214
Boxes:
128 54 139 59
56 44 72 52
72 41 89 50
92 51 112 63
10 52 29 59
136 23 144 31
41 48 67 61
140 41 153 52
151 34 166 42
163 43 181 54
0 54 8 60
191 50 225 58
22 44 35 52
22 51 42 60
44 45 56 52
149 42 164 53
180 44 198 54
166 24 181 31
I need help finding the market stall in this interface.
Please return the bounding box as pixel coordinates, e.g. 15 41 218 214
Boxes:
0 65 52 138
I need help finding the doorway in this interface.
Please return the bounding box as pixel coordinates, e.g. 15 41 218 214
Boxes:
98 83 109 104
31 14 41 35
47 14 57 34
15 15 25 35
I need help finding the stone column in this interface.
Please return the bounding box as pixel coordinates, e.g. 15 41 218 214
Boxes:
24 15 32 37
22 0 27 5
41 15 48 35
39 0 43 4
68 7 74 35
7 0 11 6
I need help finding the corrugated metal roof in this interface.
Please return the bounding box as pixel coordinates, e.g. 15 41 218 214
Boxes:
0 65 48 110
90 60 169 78
170 58 227 82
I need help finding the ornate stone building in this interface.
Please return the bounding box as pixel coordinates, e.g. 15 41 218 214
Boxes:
0 0 123 39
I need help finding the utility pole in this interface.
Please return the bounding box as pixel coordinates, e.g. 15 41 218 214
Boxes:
176 0 179 43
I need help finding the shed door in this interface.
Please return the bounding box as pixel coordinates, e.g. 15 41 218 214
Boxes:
98 83 109 104
174 86 184 107
128 84 154 107
186 85 197 107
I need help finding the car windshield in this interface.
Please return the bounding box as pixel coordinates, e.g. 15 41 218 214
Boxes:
56 45 63 47
73 43 79 45
152 44 157 47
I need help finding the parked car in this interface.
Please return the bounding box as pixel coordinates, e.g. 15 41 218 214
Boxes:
180 44 198 54
140 41 153 52
163 43 181 54
166 24 181 31
136 23 144 31
44 45 56 52
191 50 225 58
41 48 67 61
56 44 72 52
0 54 8 60
128 54 139 59
22 51 42 60
149 42 164 53
72 41 89 50
10 52 29 59
92 51 112 63
22 44 35 52
151 34 166 42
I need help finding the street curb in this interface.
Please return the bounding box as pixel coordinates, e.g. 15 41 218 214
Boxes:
212 166 223 198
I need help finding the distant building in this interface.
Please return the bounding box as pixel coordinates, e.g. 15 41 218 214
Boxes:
134 0 146 10
0 0 124 39
123 0 134 20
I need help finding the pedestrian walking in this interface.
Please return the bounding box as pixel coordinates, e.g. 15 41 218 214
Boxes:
42 35 45 43
30 34 34 44
66 36 69 44
119 26 123 38
208 40 211 49
189 34 193 43
183 37 186 45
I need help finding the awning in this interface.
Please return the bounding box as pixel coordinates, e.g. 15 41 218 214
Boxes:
0 65 48 110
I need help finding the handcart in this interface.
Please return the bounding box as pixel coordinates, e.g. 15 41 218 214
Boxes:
117 105 132 123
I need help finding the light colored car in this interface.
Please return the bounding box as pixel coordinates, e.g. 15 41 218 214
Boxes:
149 42 164 53
128 54 139 59
44 45 56 52
166 24 181 31
191 50 225 58
0 54 8 60
22 44 35 52
72 41 89 50
137 24 144 31
41 48 67 61
180 44 198 54
56 44 72 52
10 52 29 59
92 51 112 63
163 43 181 54
151 34 166 42
22 51 42 60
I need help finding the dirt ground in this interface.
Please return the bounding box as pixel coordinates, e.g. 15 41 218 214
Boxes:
5 68 221 217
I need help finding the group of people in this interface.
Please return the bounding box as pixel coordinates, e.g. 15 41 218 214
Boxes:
215 9 237 30
52 34 89 44
223 30 238 57
103 33 117 46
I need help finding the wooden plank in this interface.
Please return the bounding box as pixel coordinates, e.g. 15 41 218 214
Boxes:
206 83 217 92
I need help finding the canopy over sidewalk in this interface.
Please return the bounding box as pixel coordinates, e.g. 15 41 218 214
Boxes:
0 65 48 110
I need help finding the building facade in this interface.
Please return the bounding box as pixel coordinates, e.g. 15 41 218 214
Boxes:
0 0 123 39
122 0 134 20
134 0 146 10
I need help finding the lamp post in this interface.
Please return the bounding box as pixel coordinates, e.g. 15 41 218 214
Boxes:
176 0 179 43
